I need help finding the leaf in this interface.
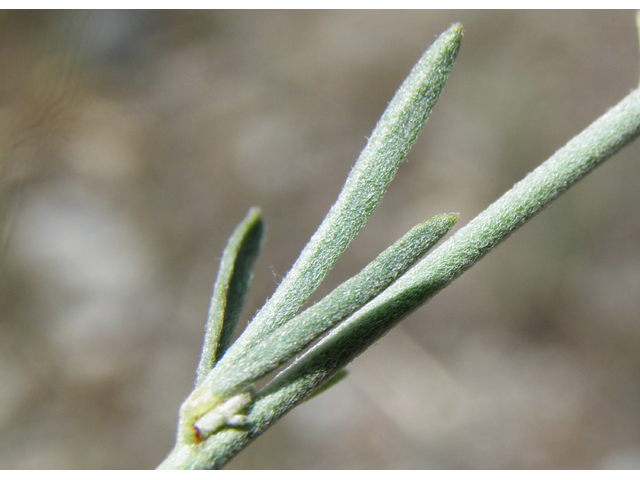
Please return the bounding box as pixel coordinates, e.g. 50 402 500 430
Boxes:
195 207 264 385
220 22 464 368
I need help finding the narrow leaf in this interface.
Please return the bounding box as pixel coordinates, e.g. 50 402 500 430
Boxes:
195 207 264 385
222 23 464 365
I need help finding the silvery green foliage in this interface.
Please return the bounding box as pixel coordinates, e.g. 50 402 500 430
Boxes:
196 207 263 384
204 213 458 402
159 19 640 469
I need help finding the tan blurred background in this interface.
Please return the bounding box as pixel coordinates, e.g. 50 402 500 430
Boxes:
1 10 640 469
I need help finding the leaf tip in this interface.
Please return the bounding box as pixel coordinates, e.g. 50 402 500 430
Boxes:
445 212 459 225
443 23 463 47
246 206 263 225
430 212 459 230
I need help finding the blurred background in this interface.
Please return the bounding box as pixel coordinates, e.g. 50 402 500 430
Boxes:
1 10 640 469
